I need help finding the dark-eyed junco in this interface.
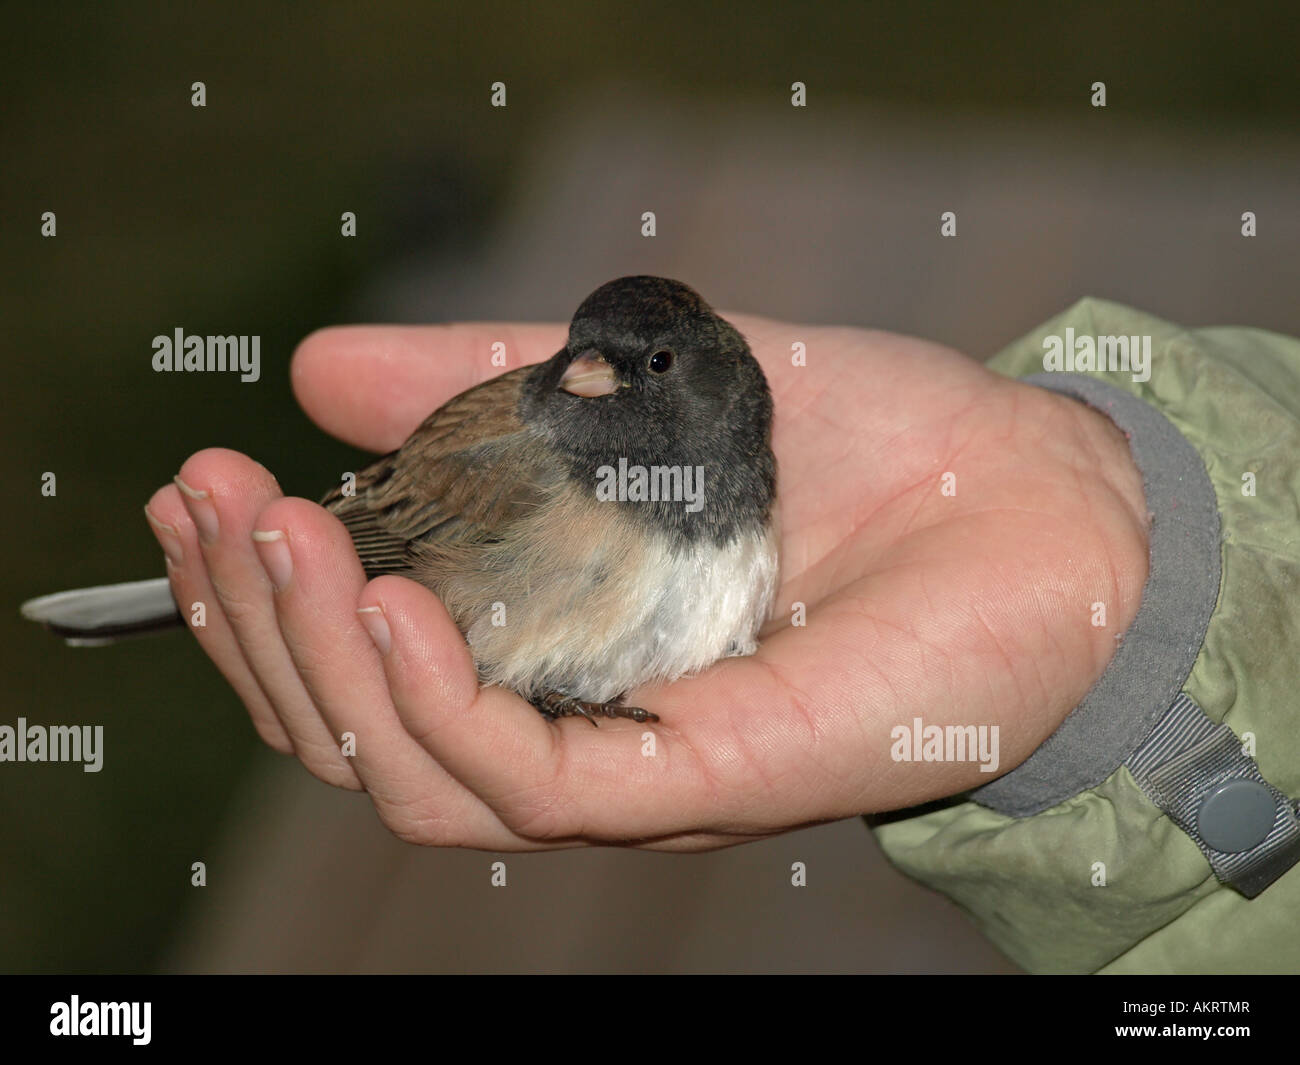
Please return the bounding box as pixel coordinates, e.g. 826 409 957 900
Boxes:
22 277 779 725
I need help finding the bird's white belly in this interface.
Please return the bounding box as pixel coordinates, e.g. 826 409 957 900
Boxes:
466 514 779 704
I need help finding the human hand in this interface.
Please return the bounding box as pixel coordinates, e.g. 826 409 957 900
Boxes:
144 314 1149 850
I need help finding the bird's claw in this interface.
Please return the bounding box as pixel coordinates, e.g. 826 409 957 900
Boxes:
535 692 660 726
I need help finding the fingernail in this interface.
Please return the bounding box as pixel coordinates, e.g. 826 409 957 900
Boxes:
174 474 219 543
357 605 391 656
252 529 292 590
144 506 184 566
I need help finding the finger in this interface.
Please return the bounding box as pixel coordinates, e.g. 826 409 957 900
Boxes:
361 574 732 843
174 449 361 789
254 497 541 848
627 624 891 823
291 323 566 453
144 484 294 754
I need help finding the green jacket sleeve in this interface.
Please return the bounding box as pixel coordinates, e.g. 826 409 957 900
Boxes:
869 297 1300 973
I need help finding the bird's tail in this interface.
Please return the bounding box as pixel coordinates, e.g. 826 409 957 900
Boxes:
20 578 183 645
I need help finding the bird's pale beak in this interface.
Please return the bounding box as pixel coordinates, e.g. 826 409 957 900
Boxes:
559 352 620 397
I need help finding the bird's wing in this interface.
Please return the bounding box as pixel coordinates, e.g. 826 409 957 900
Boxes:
320 364 556 577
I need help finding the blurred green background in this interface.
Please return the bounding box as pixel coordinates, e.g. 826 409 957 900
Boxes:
3 2 1297 972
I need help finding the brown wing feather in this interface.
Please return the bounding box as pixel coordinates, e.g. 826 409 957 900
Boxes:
319 365 553 578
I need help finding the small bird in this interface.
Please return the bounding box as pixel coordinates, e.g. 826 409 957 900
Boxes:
21 277 780 725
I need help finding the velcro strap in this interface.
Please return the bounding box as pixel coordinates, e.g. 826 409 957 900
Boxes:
1126 693 1300 898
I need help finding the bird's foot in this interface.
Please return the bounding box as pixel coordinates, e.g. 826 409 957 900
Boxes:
534 692 659 727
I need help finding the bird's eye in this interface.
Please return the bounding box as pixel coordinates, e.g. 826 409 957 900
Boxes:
648 349 674 374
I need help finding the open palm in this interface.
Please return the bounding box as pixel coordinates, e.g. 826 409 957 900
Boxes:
147 313 1149 851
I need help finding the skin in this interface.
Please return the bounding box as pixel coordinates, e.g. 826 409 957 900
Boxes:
144 314 1150 852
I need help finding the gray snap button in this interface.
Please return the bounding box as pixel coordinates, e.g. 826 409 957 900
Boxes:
1197 780 1277 853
